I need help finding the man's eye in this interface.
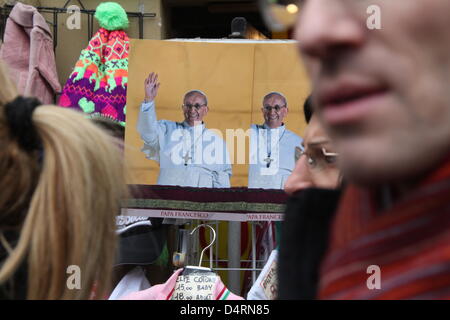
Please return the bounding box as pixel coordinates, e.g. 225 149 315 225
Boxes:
325 156 337 164
307 156 316 166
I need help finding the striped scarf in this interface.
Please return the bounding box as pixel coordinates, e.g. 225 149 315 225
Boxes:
318 158 450 299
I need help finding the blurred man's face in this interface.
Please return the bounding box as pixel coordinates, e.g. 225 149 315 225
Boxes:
294 0 450 186
262 95 288 128
182 93 208 126
284 115 340 195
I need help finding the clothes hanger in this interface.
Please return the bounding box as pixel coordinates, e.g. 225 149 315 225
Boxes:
172 228 189 268
181 223 216 276
171 224 227 300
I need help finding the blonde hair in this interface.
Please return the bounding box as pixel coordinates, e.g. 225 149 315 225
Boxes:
0 60 128 299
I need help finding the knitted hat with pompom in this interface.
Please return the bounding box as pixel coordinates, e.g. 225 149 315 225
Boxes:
58 2 130 126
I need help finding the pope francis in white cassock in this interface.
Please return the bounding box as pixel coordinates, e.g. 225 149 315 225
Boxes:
137 72 232 188
248 92 303 189
246 92 303 300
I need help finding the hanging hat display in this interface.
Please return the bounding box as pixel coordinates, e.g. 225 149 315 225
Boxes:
58 2 130 126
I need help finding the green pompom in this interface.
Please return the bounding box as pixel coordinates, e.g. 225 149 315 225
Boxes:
95 2 129 31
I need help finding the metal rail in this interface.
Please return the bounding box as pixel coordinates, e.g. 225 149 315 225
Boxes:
0 4 156 49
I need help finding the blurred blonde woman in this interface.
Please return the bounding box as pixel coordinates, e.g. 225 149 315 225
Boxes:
0 60 127 300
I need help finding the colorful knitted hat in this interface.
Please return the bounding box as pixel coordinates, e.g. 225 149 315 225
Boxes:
59 2 129 126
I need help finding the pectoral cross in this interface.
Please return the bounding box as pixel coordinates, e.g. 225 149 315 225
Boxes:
264 156 273 168
183 152 192 166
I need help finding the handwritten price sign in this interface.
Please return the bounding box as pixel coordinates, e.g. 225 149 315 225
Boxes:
171 274 217 300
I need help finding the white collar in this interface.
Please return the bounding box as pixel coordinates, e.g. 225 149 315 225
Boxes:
182 121 206 130
262 123 286 133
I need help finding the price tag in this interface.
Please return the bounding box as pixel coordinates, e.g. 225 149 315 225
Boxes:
171 274 217 300
261 259 278 300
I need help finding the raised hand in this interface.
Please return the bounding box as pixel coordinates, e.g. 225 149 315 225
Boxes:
144 72 160 103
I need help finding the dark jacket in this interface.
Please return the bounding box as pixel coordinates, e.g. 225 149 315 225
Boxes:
278 188 341 300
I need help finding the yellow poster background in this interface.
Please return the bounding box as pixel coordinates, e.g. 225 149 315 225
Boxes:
125 39 310 187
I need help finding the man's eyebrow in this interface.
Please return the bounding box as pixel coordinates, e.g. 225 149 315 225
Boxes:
307 138 331 147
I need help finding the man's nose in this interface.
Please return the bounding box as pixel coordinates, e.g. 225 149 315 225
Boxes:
293 0 365 60
284 155 313 195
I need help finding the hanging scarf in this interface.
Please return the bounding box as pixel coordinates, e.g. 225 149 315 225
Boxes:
318 157 450 299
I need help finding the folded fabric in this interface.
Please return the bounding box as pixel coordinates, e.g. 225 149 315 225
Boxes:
121 268 244 300
247 249 278 300
109 266 151 300
115 216 167 266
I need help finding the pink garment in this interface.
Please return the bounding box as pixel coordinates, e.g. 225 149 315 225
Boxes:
122 268 244 300
0 3 61 104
